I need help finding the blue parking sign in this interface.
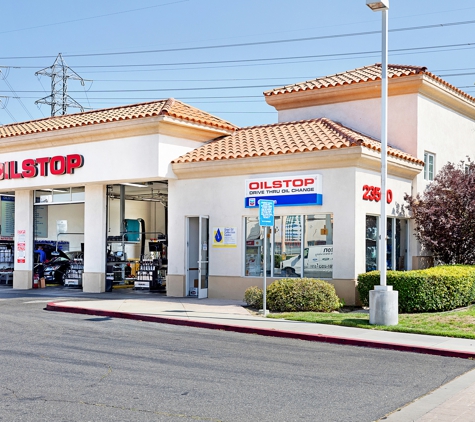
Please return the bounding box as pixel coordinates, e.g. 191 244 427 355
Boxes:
259 200 274 227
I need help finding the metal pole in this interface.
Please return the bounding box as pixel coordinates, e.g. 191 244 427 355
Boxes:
263 226 267 314
380 8 388 286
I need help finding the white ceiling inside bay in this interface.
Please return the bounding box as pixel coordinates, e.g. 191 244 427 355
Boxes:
108 181 168 205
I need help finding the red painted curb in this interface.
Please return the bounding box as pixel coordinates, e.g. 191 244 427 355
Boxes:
45 302 475 360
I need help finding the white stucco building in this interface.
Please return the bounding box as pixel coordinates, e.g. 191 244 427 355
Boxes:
0 64 474 305
167 64 475 304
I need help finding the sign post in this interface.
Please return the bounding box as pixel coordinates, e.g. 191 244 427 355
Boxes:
259 199 274 315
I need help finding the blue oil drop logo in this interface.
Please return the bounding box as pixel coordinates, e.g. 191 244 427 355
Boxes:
215 228 223 243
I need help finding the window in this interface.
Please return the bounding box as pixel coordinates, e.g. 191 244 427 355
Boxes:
34 187 85 204
424 152 435 181
365 215 408 272
365 216 378 272
244 213 333 278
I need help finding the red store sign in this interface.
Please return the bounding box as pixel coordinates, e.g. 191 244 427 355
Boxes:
0 154 84 181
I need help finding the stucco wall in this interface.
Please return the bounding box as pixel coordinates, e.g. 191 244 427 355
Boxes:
168 166 414 289
0 132 204 192
277 94 419 157
408 95 475 258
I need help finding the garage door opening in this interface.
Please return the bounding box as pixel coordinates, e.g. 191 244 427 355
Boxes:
33 187 85 288
106 181 168 292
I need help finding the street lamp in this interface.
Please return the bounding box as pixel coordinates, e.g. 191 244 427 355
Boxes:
366 0 398 326
366 0 389 11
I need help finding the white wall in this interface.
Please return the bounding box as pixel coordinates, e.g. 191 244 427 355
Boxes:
355 168 412 275
168 166 414 281
0 132 205 191
41 203 85 251
277 94 419 157
276 91 475 267
417 95 475 176
158 134 206 179
408 95 475 257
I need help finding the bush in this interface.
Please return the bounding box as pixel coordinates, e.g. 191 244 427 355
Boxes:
243 286 263 309
357 266 475 313
266 278 341 312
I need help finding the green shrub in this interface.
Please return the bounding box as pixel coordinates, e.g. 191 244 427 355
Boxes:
266 278 341 312
357 265 475 313
243 286 263 309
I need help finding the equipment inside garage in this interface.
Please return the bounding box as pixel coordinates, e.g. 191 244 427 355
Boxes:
106 181 168 292
33 188 85 288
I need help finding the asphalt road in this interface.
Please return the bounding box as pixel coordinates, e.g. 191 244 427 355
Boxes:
1 287 475 422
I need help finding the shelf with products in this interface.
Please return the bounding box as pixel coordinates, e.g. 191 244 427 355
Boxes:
64 258 84 288
0 242 14 285
134 256 166 291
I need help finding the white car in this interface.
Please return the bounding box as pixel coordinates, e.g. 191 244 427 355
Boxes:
280 245 333 278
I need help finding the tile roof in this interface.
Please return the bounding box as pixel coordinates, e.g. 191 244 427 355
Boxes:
0 98 237 139
264 64 475 105
172 117 423 165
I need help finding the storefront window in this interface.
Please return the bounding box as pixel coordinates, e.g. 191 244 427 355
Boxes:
394 219 407 270
244 217 264 277
245 213 333 278
304 214 333 279
366 215 407 272
366 216 378 272
71 187 85 202
35 187 85 204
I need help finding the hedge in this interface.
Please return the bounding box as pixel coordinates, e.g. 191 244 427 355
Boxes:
244 278 342 312
266 278 341 312
357 265 475 313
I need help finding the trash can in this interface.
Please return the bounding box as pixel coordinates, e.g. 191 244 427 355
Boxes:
105 274 113 292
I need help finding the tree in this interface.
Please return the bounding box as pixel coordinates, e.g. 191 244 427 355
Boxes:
404 158 475 265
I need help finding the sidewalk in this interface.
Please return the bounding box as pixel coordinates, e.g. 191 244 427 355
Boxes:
46 295 475 421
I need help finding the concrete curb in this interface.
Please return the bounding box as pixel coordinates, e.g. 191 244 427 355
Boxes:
45 302 475 360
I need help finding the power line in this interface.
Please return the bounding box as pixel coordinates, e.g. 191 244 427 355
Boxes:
2 41 474 74
85 76 317 83
54 19 475 59
1 19 475 61
0 96 17 122
0 69 34 120
0 0 189 35
66 42 475 69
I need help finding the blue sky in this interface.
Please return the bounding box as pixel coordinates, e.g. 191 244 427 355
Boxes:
1 0 475 128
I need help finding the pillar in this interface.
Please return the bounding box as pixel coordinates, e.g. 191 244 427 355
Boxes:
13 190 34 289
83 184 107 292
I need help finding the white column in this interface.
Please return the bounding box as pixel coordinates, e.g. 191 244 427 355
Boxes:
13 190 34 289
83 184 107 293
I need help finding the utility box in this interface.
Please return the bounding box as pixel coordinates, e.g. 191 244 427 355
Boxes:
124 219 140 242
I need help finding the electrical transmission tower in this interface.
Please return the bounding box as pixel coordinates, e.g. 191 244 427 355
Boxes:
35 53 85 117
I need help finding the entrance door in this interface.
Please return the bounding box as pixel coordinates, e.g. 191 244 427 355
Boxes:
186 216 209 299
198 215 209 299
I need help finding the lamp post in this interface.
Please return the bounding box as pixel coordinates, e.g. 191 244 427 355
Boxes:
366 0 398 326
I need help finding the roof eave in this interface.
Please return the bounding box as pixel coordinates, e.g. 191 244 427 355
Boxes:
0 115 233 153
264 74 475 120
172 146 423 180
264 75 424 111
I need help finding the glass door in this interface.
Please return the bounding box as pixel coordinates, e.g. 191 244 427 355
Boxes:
198 215 209 299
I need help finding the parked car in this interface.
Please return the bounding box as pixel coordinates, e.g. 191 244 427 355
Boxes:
280 245 333 278
34 244 70 285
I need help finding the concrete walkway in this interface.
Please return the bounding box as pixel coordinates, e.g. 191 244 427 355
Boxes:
46 295 475 421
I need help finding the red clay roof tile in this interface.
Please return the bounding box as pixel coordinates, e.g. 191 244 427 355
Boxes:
264 64 475 105
0 99 237 139
172 117 422 165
